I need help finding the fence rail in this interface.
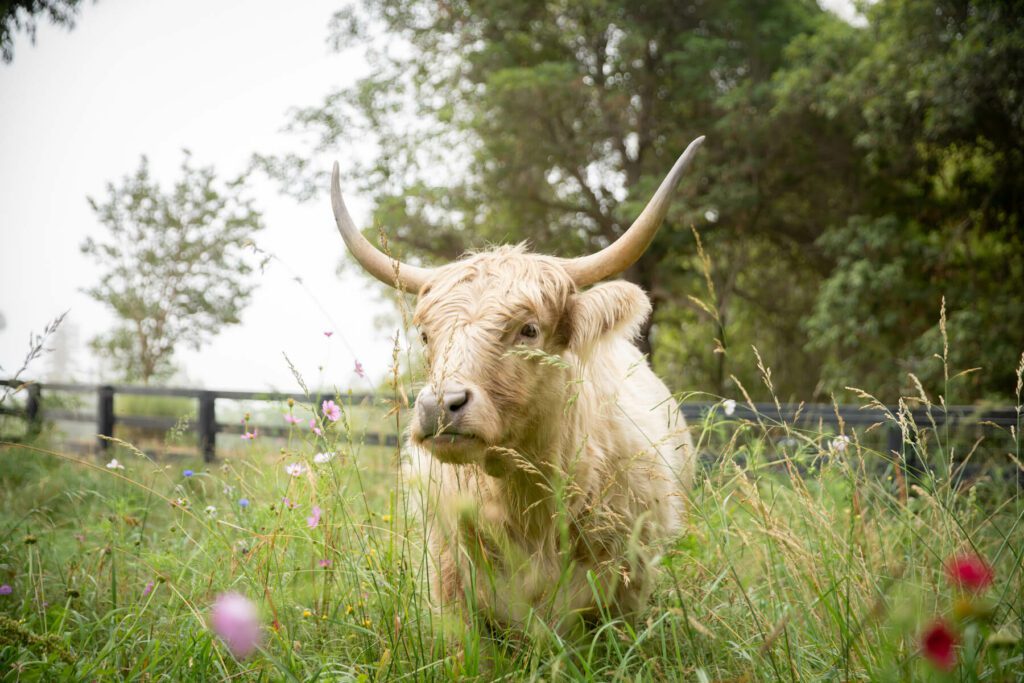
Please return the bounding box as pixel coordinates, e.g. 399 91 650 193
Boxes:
1 380 1019 463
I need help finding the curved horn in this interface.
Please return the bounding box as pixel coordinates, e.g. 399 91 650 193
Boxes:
331 162 432 292
562 136 705 286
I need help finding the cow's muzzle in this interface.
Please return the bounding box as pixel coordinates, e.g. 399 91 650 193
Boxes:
416 384 471 436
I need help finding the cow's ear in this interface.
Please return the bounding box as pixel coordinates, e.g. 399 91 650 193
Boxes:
566 281 652 356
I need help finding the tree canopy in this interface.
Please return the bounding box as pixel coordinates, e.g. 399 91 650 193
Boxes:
271 0 1023 403
82 153 266 384
0 0 88 63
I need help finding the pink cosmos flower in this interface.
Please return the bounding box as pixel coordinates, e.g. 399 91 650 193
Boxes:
309 418 322 436
285 463 307 478
142 581 155 597
283 414 301 425
241 428 258 440
324 331 333 338
319 559 332 568
945 554 994 592
210 592 261 659
354 360 365 378
322 400 341 422
306 505 321 529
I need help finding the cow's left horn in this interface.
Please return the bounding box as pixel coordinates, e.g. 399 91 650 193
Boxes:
331 162 432 292
562 136 705 286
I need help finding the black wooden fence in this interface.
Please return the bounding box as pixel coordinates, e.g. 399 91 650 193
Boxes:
0 380 401 460
1 380 1019 464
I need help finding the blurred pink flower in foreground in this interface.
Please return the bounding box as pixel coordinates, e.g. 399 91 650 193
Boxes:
210 592 260 659
322 400 341 422
306 505 322 529
241 428 258 440
945 554 994 592
354 360 365 378
142 581 155 597
283 414 301 425
309 418 322 436
921 619 957 671
0 584 12 595
324 331 333 338
319 559 332 568
285 463 307 478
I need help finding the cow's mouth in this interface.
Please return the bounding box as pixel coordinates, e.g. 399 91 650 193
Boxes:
419 431 485 463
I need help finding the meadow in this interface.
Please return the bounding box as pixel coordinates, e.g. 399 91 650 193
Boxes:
0 360 1022 682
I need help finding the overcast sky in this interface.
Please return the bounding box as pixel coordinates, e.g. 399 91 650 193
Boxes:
0 0 393 392
0 0 860 392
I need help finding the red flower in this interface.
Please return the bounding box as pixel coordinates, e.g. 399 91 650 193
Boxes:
921 620 958 671
945 554 994 592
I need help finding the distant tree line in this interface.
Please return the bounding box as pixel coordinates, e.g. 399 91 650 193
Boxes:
265 0 1023 403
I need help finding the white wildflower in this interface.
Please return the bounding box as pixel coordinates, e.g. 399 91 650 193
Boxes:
722 399 737 416
830 435 851 453
205 505 218 516
105 458 125 470
313 452 335 465
285 462 307 477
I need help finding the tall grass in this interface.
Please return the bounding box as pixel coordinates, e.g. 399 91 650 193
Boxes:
1 343 1021 681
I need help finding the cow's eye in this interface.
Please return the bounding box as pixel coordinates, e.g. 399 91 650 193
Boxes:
519 323 539 340
420 332 428 345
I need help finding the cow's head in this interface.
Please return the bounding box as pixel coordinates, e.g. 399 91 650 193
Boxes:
330 137 703 466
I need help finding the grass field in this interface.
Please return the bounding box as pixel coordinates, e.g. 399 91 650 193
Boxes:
1 372 1022 681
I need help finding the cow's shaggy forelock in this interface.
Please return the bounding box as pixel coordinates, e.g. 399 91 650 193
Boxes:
411 245 577 449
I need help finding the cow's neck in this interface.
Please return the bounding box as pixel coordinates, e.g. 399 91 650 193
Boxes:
493 351 610 537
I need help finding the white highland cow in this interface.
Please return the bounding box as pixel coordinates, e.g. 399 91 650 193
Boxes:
330 136 704 632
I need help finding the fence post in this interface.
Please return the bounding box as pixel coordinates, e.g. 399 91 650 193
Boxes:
97 385 115 451
25 383 42 437
198 391 216 462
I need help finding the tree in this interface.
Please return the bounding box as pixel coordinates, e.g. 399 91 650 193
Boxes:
265 0 832 399
81 153 266 384
776 0 1024 401
0 0 89 63
267 0 1023 402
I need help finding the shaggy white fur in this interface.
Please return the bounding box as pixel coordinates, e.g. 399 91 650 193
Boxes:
404 245 693 632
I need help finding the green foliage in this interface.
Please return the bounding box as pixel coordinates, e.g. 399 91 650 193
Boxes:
0 0 88 62
266 0 1023 403
785 0 1024 402
81 153 266 384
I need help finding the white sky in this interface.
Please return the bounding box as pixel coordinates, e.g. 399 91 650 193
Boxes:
0 0 860 393
0 0 393 392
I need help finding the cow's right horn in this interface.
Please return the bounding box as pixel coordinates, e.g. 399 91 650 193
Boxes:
561 136 704 287
331 162 433 292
